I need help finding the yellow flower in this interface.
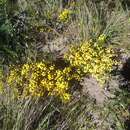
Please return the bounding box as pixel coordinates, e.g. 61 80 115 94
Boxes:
64 39 118 85
7 62 75 102
61 93 71 102
97 34 106 45
58 9 72 22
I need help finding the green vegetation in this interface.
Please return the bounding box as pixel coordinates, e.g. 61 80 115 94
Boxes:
0 0 130 130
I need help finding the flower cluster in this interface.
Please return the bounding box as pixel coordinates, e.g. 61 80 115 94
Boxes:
7 62 79 102
64 40 118 85
7 35 119 101
58 9 72 22
97 34 107 46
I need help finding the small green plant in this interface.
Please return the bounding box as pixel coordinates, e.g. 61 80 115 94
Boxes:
97 34 107 46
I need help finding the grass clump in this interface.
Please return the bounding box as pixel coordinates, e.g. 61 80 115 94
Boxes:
0 67 3 92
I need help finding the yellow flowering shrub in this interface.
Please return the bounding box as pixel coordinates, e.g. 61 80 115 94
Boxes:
58 9 72 22
7 34 119 101
7 62 80 102
64 40 118 85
